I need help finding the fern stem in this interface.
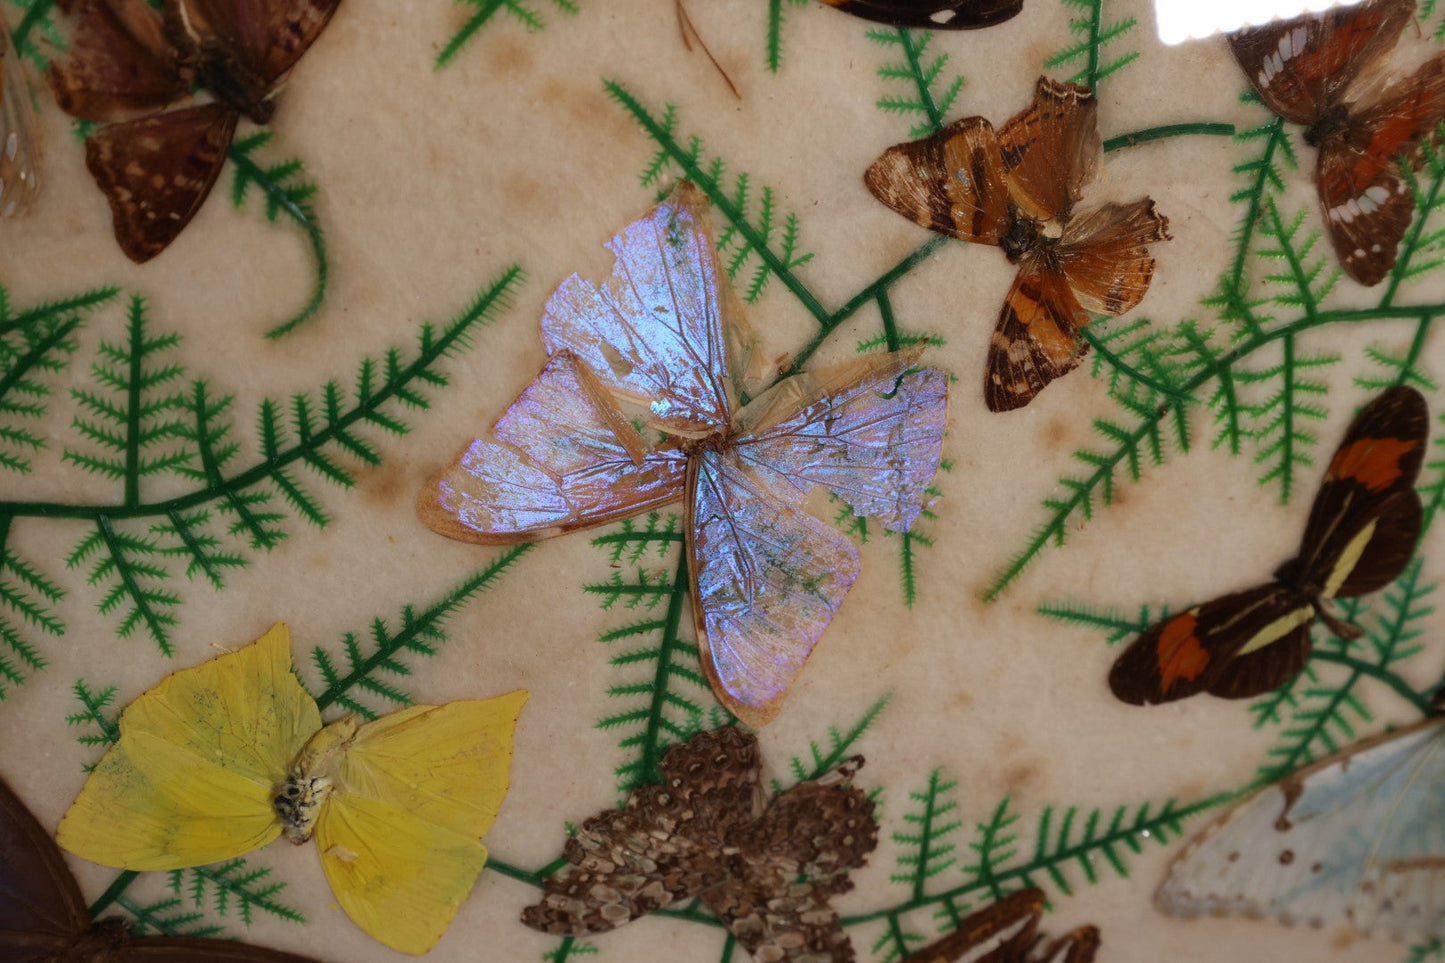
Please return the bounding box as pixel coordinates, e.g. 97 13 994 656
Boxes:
0 287 118 338
88 870 139 918
1311 650 1433 716
311 544 532 711
1082 0 1102 91
0 315 84 442
1102 122 1235 153
767 0 784 73
605 82 832 329
123 300 145 508
9 0 54 58
1390 317 1436 388
436 0 506 69
1081 328 1187 400
95 515 172 655
787 236 948 373
0 267 525 520
912 769 943 902
635 551 695 786
1381 153 1445 308
984 298 1445 599
896 28 944 133
225 146 328 339
1226 117 1286 332
484 856 548 887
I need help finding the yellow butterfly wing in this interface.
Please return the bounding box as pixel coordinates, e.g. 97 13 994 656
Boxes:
315 691 529 954
57 623 320 869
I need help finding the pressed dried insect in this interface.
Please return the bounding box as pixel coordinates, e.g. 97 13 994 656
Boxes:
0 18 40 217
1109 386 1428 705
866 77 1170 411
899 887 1100 962
47 0 342 261
522 726 879 962
817 0 1022 30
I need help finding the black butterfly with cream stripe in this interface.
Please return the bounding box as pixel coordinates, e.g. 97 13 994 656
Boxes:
1109 386 1428 705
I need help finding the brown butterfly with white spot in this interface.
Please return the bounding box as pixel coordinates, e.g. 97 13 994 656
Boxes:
865 77 1170 411
47 0 341 262
521 726 878 962
1227 0 1445 286
817 0 1022 30
1 16 41 217
0 772 321 963
900 888 1100 963
1109 386 1428 705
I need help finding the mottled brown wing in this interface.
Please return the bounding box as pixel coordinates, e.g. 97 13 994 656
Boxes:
1108 584 1315 705
996 77 1099 222
983 264 1091 411
1057 198 1170 317
176 0 343 84
521 727 763 936
703 772 877 963
1318 53 1445 286
864 116 1013 245
816 0 1022 29
1025 927 1100 963
899 888 1043 962
0 776 88 963
83 101 238 262
1226 0 1413 127
49 0 188 121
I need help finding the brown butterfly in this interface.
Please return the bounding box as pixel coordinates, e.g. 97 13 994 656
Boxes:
0 772 321 963
47 0 341 262
1 16 41 217
900 888 1100 963
817 0 1022 29
1227 0 1445 286
1109 386 1428 705
521 726 878 963
865 77 1171 411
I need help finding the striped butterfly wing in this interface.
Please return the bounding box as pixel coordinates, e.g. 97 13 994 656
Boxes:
1158 718 1445 941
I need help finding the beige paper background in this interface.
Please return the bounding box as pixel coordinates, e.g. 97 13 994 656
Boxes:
0 0 1443 960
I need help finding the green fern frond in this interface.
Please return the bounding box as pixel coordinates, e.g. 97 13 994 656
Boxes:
1036 599 1157 646
435 0 580 69
764 0 810 73
309 545 533 718
1236 337 1336 503
869 28 963 137
228 133 328 338
782 693 890 786
589 534 715 796
74 516 179 655
1044 0 1139 89
113 893 223 938
66 679 119 752
1406 938 1445 963
605 82 818 308
172 858 305 927
0 516 62 696
7 0 63 69
0 288 97 471
892 769 962 900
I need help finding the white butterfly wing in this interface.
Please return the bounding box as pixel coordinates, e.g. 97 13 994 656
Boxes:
1158 719 1445 940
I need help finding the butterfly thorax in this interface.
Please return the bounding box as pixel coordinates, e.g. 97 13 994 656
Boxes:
1304 103 1351 149
164 12 275 124
670 428 733 457
999 208 1063 266
1272 556 1364 641
274 715 359 843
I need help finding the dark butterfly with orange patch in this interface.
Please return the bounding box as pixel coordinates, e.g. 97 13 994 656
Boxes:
47 0 341 262
865 77 1170 411
521 726 878 963
817 0 1022 29
0 772 321 963
1227 0 1445 286
900 888 1100 963
1109 386 1428 705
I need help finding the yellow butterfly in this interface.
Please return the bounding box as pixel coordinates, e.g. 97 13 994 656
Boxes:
56 623 528 955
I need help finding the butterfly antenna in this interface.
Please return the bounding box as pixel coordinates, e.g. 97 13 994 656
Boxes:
675 0 742 100
1313 601 1364 641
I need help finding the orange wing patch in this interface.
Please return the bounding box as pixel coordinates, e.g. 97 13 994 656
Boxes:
1156 612 1210 694
1327 436 1419 492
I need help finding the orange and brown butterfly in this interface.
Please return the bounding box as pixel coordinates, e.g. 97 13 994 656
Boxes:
46 0 342 262
816 0 1022 29
900 888 1100 963
1227 0 1445 286
865 76 1171 412
0 772 321 963
521 726 878 963
1109 386 1429 705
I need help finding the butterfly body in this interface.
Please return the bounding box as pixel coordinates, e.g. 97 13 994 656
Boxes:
1227 0 1445 285
49 0 341 261
420 183 948 726
865 77 1169 410
817 0 1023 30
1109 386 1428 705
522 727 878 963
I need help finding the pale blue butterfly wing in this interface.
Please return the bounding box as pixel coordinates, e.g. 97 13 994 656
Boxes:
1157 718 1445 940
